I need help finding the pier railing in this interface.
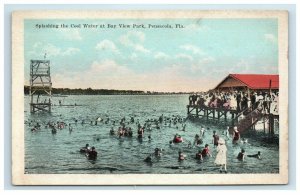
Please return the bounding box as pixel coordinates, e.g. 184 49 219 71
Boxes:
186 104 241 125
187 104 278 135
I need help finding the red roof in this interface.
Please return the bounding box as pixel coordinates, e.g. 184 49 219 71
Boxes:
229 74 279 89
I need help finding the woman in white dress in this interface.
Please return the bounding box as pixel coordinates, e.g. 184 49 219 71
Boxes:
214 138 227 173
230 93 237 110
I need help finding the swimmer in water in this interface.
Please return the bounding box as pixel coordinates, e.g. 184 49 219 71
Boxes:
69 123 73 133
144 155 152 164
240 138 248 144
110 127 115 135
247 151 261 159
154 148 162 157
195 150 203 161
86 146 97 160
237 148 246 161
80 144 91 153
178 151 185 161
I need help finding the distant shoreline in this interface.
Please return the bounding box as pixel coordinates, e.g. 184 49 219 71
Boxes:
24 86 193 95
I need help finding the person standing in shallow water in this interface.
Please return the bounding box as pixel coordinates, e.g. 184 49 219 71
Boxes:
223 126 230 140
232 126 240 144
214 138 227 173
212 131 219 147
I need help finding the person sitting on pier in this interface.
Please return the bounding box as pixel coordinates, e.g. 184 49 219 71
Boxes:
247 151 261 159
237 149 246 161
189 95 193 105
212 131 220 147
201 144 212 157
232 126 240 144
86 147 97 160
195 150 203 161
192 94 197 105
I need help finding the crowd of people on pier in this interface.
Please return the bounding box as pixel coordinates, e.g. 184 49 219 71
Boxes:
188 90 279 114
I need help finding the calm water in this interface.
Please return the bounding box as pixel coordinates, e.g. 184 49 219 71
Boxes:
24 95 279 174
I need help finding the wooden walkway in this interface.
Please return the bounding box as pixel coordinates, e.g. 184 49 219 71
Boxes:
187 105 241 125
30 103 51 113
187 104 279 134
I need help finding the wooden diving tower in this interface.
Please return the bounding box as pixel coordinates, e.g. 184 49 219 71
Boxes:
29 59 52 113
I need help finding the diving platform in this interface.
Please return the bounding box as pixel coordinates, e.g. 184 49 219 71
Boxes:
29 59 52 113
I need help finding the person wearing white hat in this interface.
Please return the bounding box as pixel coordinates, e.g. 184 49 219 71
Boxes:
214 138 227 173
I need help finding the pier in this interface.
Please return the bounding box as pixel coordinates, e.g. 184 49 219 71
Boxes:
187 105 240 125
187 104 278 135
187 74 280 135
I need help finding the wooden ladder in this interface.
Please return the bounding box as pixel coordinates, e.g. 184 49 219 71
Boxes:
236 107 263 133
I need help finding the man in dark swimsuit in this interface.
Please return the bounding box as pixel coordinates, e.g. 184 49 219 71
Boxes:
87 147 98 160
212 131 220 147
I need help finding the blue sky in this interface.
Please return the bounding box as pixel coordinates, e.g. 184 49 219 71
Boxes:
24 18 278 92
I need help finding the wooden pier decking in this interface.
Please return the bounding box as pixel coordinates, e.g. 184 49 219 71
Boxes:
30 103 51 113
187 105 241 125
187 104 279 134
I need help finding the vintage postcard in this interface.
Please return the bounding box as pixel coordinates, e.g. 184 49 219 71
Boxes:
12 10 288 185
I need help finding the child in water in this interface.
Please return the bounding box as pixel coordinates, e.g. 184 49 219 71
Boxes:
232 126 240 144
237 148 246 161
201 144 212 157
195 150 203 161
178 151 185 161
